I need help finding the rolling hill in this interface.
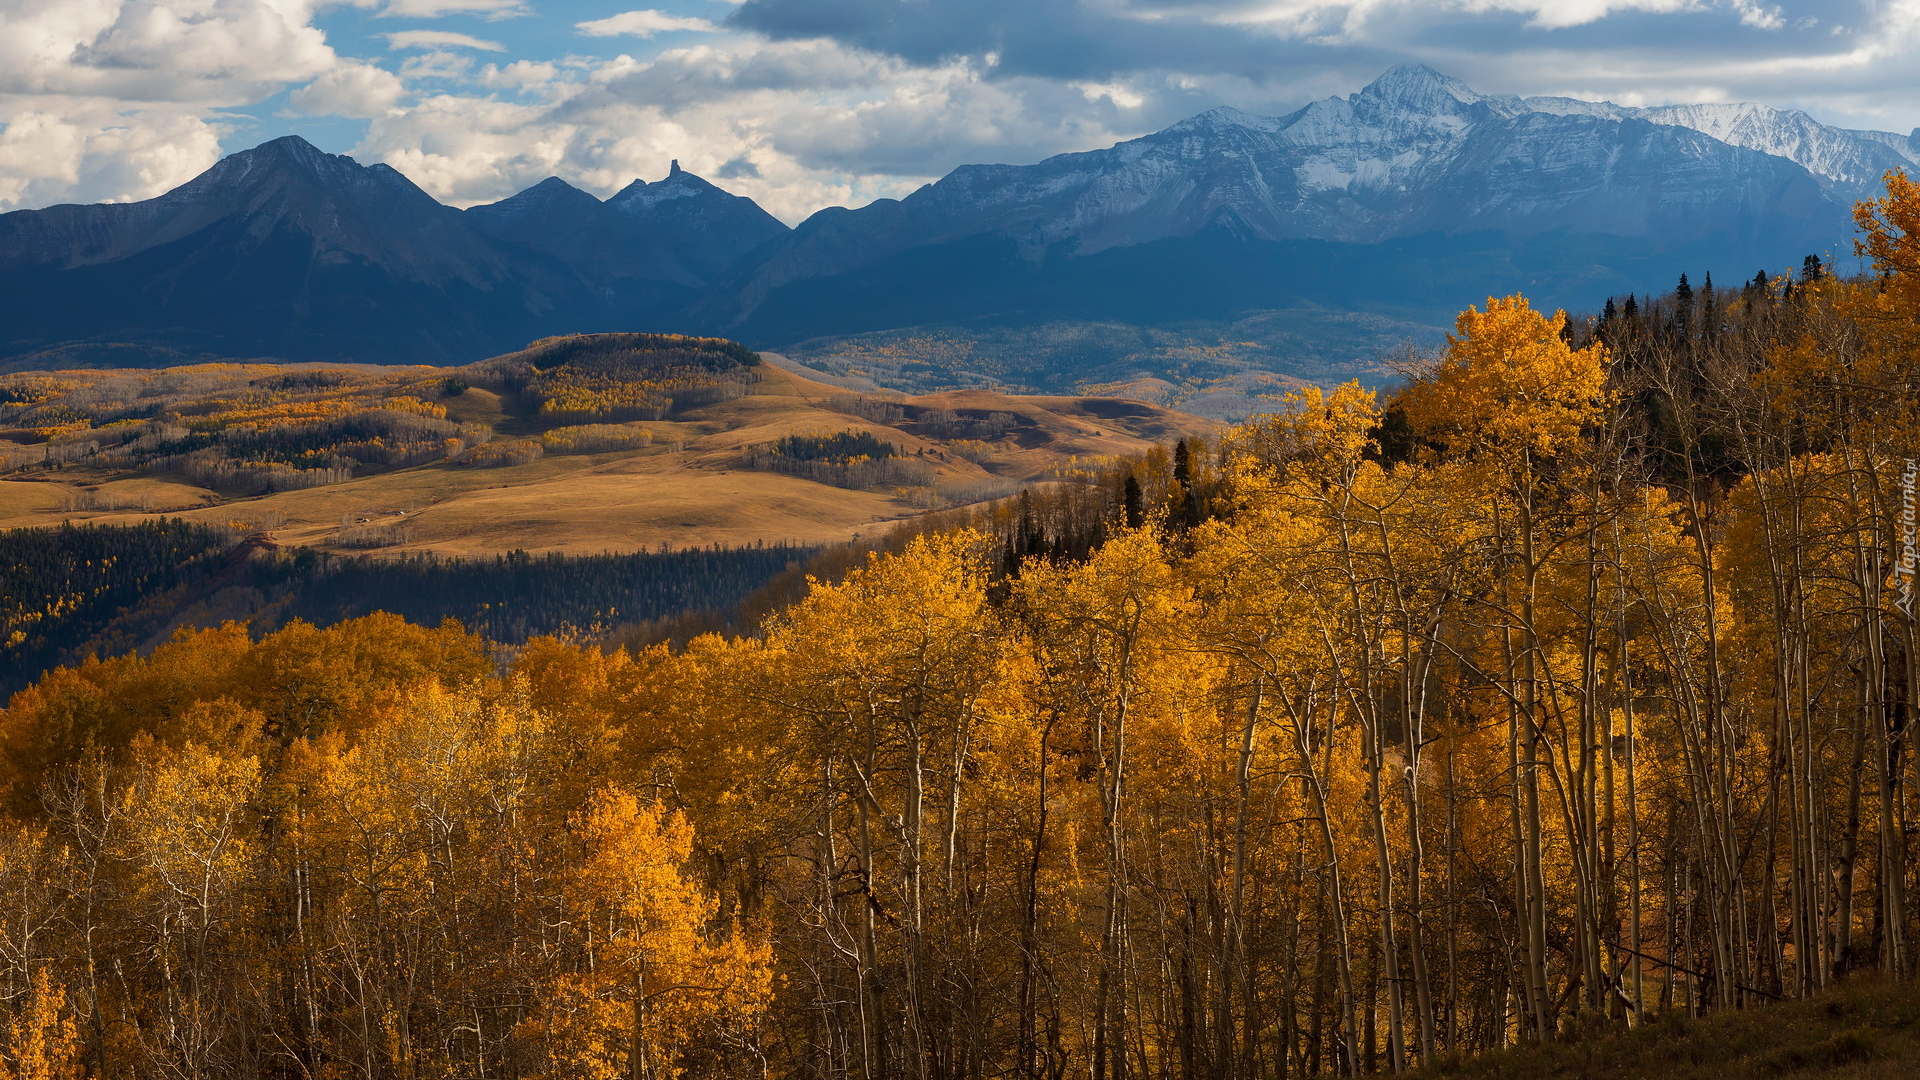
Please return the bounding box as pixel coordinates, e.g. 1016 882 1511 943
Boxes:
0 337 1217 555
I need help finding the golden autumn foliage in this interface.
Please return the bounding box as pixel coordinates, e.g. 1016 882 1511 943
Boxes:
0 633 765 1080
0 972 82 1080
1400 295 1608 458
523 788 771 1080
2 177 1920 1080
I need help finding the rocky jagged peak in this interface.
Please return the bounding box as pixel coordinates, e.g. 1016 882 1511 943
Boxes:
609 165 725 213
1164 106 1285 136
244 135 337 168
203 136 360 186
1357 63 1482 114
523 176 600 202
467 177 601 223
166 135 445 214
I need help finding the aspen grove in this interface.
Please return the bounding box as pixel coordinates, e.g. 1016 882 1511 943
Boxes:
4 175 1920 1080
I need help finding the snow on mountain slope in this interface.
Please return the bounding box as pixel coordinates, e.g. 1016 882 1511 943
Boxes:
706 65 1857 325
605 162 791 281
1519 94 1917 197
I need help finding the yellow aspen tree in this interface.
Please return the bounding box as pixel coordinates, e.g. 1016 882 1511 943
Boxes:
124 741 262 1078
748 531 1003 1079
0 971 83 1080
529 786 771 1080
1015 527 1197 1080
1401 296 1608 1040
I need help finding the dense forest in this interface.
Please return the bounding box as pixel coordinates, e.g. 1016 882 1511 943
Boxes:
0 173 1918 1080
0 521 810 696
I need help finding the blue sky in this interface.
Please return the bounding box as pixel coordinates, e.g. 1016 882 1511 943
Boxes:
231 3 740 160
3 1 1918 222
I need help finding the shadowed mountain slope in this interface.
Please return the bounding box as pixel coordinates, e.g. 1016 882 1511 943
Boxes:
698 65 1860 345
1 66 1910 384
461 163 790 313
0 142 788 370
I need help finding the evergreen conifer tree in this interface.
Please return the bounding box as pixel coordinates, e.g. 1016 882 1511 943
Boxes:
1702 271 1718 342
1170 439 1194 530
1123 475 1145 530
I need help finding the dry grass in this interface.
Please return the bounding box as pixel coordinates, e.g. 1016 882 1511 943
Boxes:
0 359 1217 554
1418 980 1920 1080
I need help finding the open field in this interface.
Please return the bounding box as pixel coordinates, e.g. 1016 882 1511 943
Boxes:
0 350 1216 555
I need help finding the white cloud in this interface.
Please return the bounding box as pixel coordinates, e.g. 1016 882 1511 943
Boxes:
369 0 527 19
0 102 223 208
385 30 506 51
343 39 1151 221
480 60 564 94
0 0 335 102
0 0 338 209
576 9 717 38
288 61 406 117
1732 1 1783 30
1210 0 1703 35
399 50 476 81
1076 81 1147 109
1470 0 1700 31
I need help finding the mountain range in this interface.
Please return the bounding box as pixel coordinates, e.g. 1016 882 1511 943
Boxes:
2 65 1912 378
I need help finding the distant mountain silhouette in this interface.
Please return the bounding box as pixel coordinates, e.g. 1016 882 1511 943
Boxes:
462 162 788 315
2 67 1913 373
0 140 785 368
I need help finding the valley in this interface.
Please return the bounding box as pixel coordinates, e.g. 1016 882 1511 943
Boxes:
0 337 1216 555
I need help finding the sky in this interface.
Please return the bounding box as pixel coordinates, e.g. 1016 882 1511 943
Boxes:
2 0 1918 223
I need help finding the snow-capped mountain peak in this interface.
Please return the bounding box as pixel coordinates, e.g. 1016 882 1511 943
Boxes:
1356 64 1482 115
703 65 1881 330
1515 93 1917 194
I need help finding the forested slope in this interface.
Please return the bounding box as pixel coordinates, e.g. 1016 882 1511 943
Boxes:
0 520 810 696
0 173 1918 1080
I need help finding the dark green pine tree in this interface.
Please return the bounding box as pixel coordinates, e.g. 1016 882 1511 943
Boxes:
1802 254 1824 283
1170 439 1197 531
1123 474 1145 530
1701 271 1718 343
1598 297 1618 348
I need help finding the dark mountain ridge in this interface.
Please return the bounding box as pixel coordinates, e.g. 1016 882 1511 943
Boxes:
0 66 1909 379
461 162 788 311
0 141 786 370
